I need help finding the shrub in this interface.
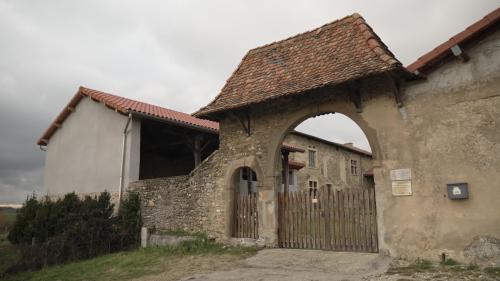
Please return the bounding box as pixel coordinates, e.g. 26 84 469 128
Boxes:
5 191 141 273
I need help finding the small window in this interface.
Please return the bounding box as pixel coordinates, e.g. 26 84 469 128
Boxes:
308 180 318 196
308 149 317 168
288 170 294 185
308 180 318 189
326 183 332 189
351 160 358 175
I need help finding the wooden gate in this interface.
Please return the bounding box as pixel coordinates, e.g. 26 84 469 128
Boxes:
278 186 378 252
232 193 258 238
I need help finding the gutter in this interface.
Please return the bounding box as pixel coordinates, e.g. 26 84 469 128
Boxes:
118 113 132 207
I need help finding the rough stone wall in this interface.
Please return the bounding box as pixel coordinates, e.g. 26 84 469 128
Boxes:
213 29 500 261
128 151 228 239
283 133 373 191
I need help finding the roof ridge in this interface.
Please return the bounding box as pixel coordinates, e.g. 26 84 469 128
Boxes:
351 13 401 66
247 13 357 55
79 86 205 119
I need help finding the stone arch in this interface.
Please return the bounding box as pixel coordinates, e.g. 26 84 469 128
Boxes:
223 156 264 237
257 98 386 245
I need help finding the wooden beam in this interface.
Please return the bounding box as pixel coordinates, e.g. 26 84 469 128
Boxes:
348 81 362 113
234 111 251 136
67 106 75 112
54 123 62 128
387 74 403 108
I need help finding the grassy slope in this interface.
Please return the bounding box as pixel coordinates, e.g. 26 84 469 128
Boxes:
2 241 256 281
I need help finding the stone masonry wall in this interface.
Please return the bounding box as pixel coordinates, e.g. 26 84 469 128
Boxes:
128 151 228 239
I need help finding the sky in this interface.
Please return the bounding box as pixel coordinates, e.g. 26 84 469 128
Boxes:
0 0 498 203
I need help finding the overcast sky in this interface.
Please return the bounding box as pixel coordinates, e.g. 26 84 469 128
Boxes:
1 1 498 203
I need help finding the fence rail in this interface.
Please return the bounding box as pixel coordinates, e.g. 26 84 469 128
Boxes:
278 186 378 252
232 193 258 239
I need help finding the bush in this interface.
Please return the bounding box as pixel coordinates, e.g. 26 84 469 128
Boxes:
5 191 141 273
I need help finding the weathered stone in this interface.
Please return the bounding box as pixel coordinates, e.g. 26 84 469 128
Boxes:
464 236 500 266
148 234 198 247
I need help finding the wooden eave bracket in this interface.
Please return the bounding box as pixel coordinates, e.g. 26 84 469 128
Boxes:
234 110 251 136
388 74 404 108
348 81 362 113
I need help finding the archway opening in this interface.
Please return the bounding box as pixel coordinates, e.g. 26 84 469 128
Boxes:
231 166 258 239
276 112 378 252
281 113 374 194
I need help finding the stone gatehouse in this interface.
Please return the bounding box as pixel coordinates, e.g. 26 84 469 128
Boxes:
133 10 500 263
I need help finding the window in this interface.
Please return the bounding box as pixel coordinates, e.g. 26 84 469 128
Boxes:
308 180 318 196
308 149 317 168
308 180 318 189
241 167 257 181
326 183 332 189
351 160 358 175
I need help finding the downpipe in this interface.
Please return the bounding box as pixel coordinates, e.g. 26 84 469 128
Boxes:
118 113 132 209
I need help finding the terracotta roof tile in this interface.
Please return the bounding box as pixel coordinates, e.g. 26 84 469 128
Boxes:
407 8 500 73
37 87 219 145
195 13 402 117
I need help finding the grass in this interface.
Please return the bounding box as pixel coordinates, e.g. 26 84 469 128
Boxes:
1 237 257 281
387 258 434 275
440 258 459 266
0 234 19 275
484 266 500 277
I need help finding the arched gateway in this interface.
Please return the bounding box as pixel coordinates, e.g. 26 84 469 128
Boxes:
195 13 405 251
195 11 500 260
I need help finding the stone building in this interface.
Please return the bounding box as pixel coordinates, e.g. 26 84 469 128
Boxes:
282 131 373 192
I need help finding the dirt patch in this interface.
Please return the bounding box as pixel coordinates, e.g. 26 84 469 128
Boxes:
131 253 250 281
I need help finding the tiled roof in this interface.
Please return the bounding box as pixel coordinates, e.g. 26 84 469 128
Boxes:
196 13 402 117
288 160 306 170
407 8 500 73
290 131 372 157
37 87 219 146
282 143 305 153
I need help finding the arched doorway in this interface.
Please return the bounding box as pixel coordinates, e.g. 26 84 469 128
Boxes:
231 166 258 239
275 111 378 252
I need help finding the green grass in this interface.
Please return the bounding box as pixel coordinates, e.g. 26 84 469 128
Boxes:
387 258 434 275
1 238 256 281
484 266 500 277
440 258 459 266
0 234 19 275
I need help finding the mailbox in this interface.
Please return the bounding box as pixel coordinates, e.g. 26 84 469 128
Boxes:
447 183 469 200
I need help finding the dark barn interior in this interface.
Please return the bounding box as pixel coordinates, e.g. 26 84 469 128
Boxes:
139 118 219 180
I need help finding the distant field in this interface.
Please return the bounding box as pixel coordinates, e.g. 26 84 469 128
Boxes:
0 208 17 234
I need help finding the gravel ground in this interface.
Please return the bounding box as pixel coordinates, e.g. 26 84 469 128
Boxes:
176 249 499 281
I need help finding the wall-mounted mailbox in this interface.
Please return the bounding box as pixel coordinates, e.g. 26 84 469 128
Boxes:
447 183 469 200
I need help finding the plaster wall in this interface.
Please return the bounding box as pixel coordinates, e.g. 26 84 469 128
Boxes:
214 29 500 261
43 97 141 196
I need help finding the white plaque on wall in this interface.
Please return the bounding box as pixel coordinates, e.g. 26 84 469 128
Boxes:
392 180 412 196
390 168 412 181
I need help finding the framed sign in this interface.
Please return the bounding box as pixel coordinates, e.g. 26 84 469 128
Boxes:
392 180 412 196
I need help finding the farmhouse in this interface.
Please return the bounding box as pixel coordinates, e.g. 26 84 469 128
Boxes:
38 8 500 263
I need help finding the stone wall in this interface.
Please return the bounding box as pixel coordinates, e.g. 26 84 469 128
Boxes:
128 151 228 240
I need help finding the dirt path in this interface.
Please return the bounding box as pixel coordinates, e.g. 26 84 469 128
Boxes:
177 249 392 281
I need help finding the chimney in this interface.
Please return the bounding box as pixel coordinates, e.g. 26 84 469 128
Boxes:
343 142 354 147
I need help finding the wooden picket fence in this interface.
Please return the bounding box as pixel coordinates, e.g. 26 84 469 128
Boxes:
278 186 378 252
232 193 258 239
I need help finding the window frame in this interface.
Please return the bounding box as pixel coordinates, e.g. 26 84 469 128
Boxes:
308 148 317 168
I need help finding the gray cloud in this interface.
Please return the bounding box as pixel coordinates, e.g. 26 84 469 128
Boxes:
0 0 498 203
